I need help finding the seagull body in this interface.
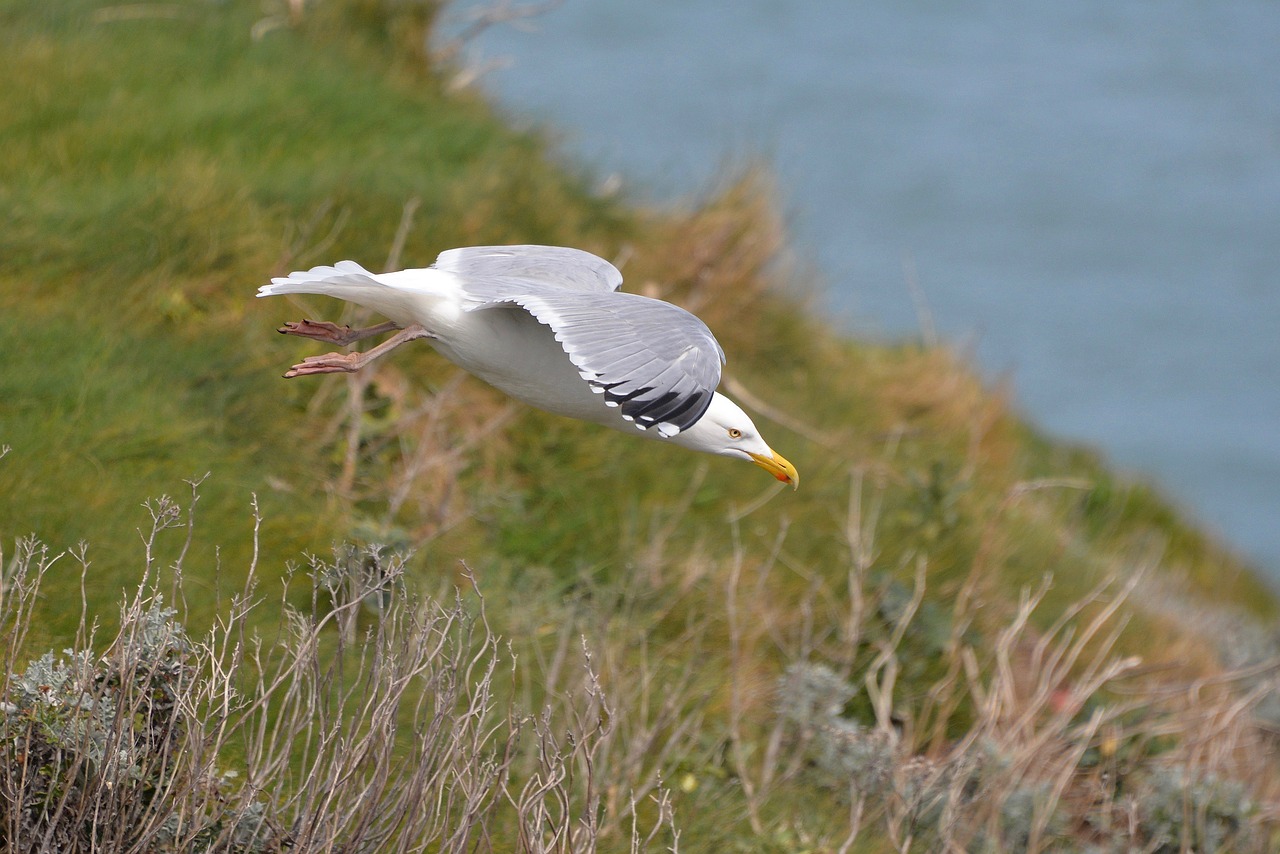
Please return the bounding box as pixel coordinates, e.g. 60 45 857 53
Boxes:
257 245 797 487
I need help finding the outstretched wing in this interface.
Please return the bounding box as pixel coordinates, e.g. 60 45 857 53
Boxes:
465 285 725 437
434 245 623 293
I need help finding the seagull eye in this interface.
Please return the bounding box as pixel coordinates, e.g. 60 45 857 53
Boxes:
727 428 743 440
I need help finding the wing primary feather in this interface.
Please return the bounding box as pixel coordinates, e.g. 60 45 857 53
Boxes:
460 281 724 432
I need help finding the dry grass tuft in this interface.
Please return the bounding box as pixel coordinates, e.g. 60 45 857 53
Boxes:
729 470 1280 852
0 492 684 853
633 169 788 335
3 459 1278 852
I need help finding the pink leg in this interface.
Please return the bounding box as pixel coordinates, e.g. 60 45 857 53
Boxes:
283 324 437 378
278 319 402 346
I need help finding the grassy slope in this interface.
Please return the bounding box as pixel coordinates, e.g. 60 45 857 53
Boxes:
3 1 1275 848
1 0 627 640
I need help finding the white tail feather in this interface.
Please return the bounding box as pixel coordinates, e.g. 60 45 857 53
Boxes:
256 262 450 326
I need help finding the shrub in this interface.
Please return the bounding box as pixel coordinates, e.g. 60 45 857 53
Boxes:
0 520 680 853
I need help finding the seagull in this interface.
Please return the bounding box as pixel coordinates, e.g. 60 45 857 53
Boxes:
257 245 798 488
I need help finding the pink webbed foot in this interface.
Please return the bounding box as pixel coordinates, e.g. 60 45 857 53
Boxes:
283 351 364 378
278 319 400 346
279 324 437 379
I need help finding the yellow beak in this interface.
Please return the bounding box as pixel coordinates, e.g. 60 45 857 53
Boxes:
748 449 799 490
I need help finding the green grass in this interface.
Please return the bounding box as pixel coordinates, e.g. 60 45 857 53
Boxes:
0 0 626 635
3 1 1277 850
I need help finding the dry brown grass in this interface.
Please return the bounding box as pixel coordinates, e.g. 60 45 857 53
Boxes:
233 169 1280 850
0 494 689 853
3 452 1278 852
630 170 789 334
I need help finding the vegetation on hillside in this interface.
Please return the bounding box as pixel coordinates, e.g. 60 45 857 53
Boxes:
3 1 1277 850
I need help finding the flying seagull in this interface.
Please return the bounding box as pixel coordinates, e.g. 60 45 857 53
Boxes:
257 245 798 488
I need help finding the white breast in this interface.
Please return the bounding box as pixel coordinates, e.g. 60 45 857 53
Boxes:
430 305 632 432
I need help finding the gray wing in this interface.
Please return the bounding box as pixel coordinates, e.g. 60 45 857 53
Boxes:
434 245 623 293
465 285 725 436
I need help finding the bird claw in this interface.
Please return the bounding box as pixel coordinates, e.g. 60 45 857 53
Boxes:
279 324 436 378
278 319 362 345
282 352 360 378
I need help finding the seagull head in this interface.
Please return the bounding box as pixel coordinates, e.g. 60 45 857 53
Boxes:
666 393 799 489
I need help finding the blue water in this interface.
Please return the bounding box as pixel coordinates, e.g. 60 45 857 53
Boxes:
449 1 1280 580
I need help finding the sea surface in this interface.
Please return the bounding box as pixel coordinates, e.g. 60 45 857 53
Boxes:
448 0 1280 581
